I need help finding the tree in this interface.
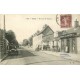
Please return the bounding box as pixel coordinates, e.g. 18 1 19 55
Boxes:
5 30 16 43
28 36 33 46
22 39 29 46
5 30 19 47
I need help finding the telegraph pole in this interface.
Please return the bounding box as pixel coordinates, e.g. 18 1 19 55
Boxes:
0 14 6 61
4 14 6 36
3 14 6 54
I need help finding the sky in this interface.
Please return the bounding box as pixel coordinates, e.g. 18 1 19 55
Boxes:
0 14 80 43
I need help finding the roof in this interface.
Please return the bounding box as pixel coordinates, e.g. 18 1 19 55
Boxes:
37 24 54 35
59 27 80 38
33 24 54 37
61 27 80 35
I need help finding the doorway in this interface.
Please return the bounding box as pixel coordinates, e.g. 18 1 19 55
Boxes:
66 38 70 53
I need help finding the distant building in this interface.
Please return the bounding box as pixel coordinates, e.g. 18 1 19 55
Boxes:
33 24 54 51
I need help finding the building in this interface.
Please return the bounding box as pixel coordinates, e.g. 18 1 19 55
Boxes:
60 19 80 54
52 31 61 52
33 24 54 51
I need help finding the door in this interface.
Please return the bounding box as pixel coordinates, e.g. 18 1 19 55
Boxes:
67 38 70 53
72 38 77 53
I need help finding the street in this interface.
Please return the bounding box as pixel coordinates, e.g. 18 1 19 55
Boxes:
0 47 80 65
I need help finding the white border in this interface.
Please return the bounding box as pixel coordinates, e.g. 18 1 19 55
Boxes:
0 0 80 80
0 0 80 14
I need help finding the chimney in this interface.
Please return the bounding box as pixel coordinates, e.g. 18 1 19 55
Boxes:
74 19 79 28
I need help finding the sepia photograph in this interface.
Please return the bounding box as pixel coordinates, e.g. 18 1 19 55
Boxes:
0 14 80 65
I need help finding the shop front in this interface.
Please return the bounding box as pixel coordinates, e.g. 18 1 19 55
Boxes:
60 33 77 53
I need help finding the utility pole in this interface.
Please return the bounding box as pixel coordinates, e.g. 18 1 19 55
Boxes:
3 14 6 54
4 14 6 37
0 14 6 61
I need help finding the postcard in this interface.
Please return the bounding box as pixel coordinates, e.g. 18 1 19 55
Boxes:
0 14 80 65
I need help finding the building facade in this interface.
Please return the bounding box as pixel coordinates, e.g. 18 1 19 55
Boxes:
59 20 80 54
52 31 61 52
60 32 77 53
33 24 54 51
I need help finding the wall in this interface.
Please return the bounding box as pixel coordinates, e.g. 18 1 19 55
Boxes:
49 41 53 49
33 34 42 50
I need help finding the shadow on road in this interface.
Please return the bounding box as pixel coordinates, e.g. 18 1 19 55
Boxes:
5 49 36 60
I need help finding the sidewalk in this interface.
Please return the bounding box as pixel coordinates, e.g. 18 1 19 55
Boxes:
40 51 80 62
24 46 80 62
